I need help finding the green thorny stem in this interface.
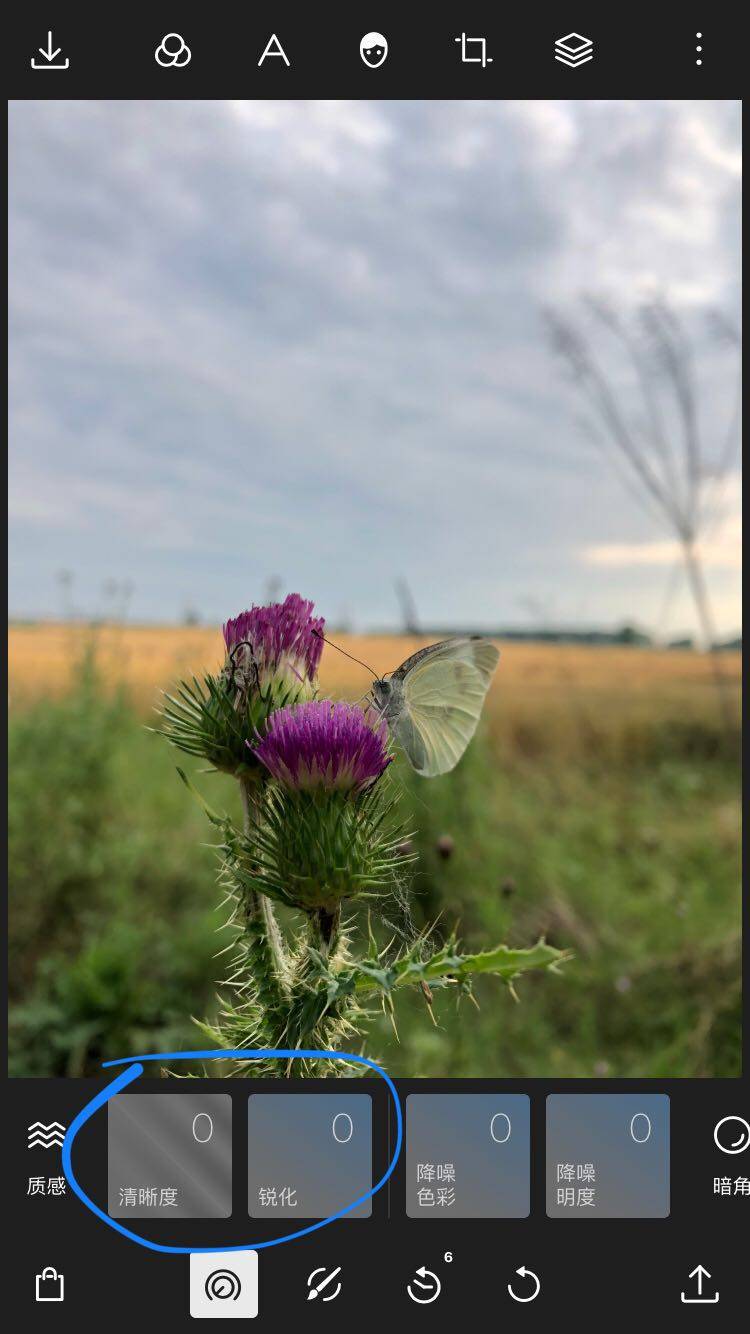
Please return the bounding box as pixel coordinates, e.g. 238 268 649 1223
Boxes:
228 775 351 1076
192 770 572 1078
184 779 571 1080
238 775 291 997
162 627 573 1075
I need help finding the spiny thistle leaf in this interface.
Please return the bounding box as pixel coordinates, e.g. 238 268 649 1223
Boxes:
306 934 573 1006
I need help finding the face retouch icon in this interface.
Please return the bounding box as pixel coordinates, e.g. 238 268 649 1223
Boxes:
360 32 388 68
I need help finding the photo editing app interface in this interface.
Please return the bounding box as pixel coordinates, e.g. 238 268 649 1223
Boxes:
6 11 744 1327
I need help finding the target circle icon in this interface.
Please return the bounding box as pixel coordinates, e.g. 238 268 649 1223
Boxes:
204 1268 242 1301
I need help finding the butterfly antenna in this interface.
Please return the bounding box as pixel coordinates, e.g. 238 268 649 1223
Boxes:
312 629 379 679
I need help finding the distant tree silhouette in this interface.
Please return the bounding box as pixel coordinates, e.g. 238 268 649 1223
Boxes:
546 297 740 729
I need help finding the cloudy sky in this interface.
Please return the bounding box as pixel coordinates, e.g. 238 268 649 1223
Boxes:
8 100 741 635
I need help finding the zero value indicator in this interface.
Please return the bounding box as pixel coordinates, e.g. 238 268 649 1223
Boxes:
630 1113 652 1144
490 1112 512 1143
332 1113 353 1144
192 1113 214 1143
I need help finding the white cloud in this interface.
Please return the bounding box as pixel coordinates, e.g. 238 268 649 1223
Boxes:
581 473 742 571
582 534 740 571
8 99 742 632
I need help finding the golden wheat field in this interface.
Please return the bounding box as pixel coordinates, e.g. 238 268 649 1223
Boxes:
8 622 741 745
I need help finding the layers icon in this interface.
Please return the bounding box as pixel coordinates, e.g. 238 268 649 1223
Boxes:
555 32 593 67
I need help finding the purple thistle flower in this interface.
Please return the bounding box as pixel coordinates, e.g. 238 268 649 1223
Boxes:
255 700 392 793
223 593 324 689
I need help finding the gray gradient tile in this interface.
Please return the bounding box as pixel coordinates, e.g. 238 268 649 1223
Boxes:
108 1094 232 1218
248 1094 371 1219
546 1094 670 1218
406 1094 530 1218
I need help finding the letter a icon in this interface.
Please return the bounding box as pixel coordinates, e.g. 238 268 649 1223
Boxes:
258 34 290 66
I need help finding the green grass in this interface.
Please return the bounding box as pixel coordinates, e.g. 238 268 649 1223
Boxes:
8 665 741 1078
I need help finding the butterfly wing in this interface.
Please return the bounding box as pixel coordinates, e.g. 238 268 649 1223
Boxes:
391 638 500 777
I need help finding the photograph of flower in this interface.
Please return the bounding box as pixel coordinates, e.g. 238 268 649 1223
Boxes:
8 100 741 1078
156 593 565 1075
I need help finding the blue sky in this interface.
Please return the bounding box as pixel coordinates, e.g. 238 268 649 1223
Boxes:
8 100 741 635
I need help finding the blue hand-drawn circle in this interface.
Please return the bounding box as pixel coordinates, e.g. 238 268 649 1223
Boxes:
62 1048 402 1254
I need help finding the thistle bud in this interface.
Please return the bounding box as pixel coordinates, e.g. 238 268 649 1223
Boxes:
436 833 455 860
160 593 325 776
236 700 408 916
222 593 324 704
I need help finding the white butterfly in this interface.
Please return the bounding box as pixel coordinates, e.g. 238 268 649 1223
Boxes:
371 637 500 777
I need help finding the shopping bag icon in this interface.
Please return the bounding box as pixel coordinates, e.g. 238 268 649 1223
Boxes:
36 1266 65 1301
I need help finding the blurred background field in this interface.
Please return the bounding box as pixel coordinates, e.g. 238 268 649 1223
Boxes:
8 623 741 1079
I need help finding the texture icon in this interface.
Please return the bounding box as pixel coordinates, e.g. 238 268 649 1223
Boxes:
190 1251 258 1319
554 32 594 67
28 1121 66 1149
